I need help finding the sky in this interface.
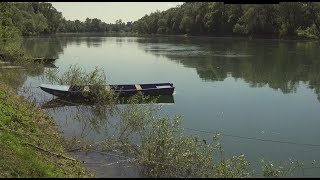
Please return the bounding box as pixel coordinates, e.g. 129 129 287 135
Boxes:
50 2 184 23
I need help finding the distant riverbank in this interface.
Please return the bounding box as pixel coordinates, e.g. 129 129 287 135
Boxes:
31 32 320 43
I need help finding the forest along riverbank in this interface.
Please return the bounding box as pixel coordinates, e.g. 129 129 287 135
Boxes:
0 82 92 178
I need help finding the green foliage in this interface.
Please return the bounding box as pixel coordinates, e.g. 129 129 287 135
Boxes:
0 132 61 178
45 64 119 106
297 25 319 39
84 96 251 178
118 104 251 178
0 2 79 35
0 83 91 177
279 2 304 37
0 2 21 39
8 2 61 35
261 159 308 178
46 64 107 86
233 5 279 37
132 2 320 39
179 15 193 34
4 2 320 38
204 2 225 34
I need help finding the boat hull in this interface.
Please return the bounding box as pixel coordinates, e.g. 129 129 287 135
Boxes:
40 83 175 99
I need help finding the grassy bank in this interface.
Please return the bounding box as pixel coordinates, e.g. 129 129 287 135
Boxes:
0 82 92 178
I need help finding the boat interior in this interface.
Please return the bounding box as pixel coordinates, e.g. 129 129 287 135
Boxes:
68 83 173 91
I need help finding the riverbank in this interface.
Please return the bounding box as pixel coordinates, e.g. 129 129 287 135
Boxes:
0 82 92 178
39 32 320 43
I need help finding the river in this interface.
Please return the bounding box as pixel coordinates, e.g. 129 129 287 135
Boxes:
13 34 320 177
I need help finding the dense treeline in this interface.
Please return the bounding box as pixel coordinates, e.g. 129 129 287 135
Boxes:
10 2 62 35
59 19 133 33
1 2 65 36
132 2 320 39
2 2 320 39
0 2 20 38
0 2 132 36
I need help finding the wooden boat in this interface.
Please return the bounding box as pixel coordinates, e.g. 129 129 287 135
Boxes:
41 95 174 109
39 83 175 99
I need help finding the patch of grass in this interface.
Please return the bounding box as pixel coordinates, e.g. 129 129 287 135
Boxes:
0 83 92 178
45 64 119 106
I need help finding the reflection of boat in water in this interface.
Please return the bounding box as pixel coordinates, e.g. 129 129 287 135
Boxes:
43 62 57 68
41 95 175 109
33 57 58 63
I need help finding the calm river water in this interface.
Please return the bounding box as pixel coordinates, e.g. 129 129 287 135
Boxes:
15 34 320 177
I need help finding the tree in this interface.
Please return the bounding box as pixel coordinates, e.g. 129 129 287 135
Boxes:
74 20 83 32
233 5 279 37
91 18 102 32
179 15 193 34
0 2 20 39
85 18 91 32
279 2 303 37
204 2 225 35
157 18 167 34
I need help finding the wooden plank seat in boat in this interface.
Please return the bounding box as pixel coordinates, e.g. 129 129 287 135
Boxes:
105 85 111 91
135 84 142 90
